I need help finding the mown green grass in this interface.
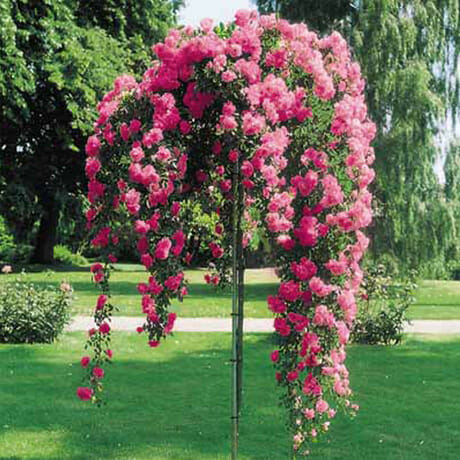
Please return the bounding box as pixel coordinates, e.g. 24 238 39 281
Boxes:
1 265 460 319
0 333 459 459
407 279 460 319
0 266 276 318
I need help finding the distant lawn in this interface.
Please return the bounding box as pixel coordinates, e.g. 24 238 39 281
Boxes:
0 266 275 318
0 333 459 459
1 265 460 319
407 279 460 319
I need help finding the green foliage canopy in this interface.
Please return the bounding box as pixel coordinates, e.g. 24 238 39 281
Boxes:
0 0 179 263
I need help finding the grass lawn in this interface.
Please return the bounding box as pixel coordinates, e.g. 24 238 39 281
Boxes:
1 265 460 319
0 333 459 459
0 266 276 318
408 279 460 319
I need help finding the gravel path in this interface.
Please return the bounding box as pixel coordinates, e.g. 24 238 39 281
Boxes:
66 316 460 334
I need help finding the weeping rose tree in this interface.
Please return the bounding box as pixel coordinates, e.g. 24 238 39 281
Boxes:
78 9 375 457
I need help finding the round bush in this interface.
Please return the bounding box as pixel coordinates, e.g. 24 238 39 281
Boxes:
0 276 72 343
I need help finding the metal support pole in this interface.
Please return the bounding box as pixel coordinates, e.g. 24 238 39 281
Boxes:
231 154 244 460
236 167 245 416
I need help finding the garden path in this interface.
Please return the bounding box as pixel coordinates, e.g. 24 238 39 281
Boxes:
66 317 460 334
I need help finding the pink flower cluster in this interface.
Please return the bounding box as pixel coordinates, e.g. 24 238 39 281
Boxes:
79 10 374 457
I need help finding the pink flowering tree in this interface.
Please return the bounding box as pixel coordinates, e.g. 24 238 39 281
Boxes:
78 10 375 457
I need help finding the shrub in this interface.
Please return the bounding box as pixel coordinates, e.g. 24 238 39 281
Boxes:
0 275 73 343
0 217 32 264
7 243 33 264
418 258 449 280
447 259 460 280
351 265 417 345
54 244 88 266
0 216 15 260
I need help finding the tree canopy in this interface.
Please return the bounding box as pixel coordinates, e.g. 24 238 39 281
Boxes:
0 0 180 263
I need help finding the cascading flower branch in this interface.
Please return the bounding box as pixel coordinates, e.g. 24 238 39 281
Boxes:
78 9 375 456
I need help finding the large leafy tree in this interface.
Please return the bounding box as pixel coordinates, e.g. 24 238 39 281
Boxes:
254 0 460 275
0 0 180 263
444 139 460 259
75 0 183 44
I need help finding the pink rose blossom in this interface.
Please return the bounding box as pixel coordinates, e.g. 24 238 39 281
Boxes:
309 277 334 297
313 305 335 328
125 189 141 215
241 160 254 177
303 373 322 396
155 238 172 260
325 256 348 276
267 295 287 314
222 70 237 82
271 350 279 362
165 273 184 291
179 120 191 134
134 220 150 234
99 322 110 334
120 123 130 141
85 158 101 178
209 242 224 258
93 367 104 379
278 281 302 302
316 399 329 413
96 295 108 311
130 146 145 162
291 258 317 281
85 135 100 157
200 18 213 33
140 253 154 269
77 387 93 401
228 150 239 162
129 119 141 133
171 202 181 217
142 128 163 147
219 179 232 193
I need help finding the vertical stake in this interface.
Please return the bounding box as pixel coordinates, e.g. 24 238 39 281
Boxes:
231 153 244 459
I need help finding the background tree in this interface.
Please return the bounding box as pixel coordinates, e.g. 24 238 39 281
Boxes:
75 0 183 44
254 0 460 276
256 0 355 32
444 139 460 261
0 0 180 263
445 139 460 201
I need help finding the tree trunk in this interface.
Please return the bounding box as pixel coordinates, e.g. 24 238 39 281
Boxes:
31 195 60 264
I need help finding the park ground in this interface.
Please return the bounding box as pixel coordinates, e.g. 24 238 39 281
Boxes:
1 265 460 319
1 266 459 459
1 333 459 459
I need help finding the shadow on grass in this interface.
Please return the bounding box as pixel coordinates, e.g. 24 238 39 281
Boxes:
0 333 287 460
15 278 276 296
412 302 460 307
0 334 460 459
185 283 277 300
23 280 278 305
17 264 91 273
